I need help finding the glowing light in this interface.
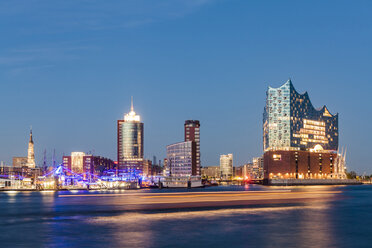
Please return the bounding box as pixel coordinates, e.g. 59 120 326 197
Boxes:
273 154 282 161
313 144 324 151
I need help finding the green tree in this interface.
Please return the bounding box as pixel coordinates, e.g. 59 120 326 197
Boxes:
346 171 357 179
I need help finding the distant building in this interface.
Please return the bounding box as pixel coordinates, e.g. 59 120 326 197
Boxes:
201 166 220 179
234 165 244 178
89 156 116 176
242 163 252 179
220 154 233 180
263 80 343 180
151 164 163 176
143 159 152 177
185 120 200 175
5 128 40 180
63 152 115 179
13 157 27 167
0 165 41 182
164 120 199 177
242 157 264 179
65 152 85 174
117 98 144 173
12 129 36 168
252 157 264 179
166 141 196 176
163 158 169 176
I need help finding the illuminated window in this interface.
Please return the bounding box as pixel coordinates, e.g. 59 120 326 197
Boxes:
273 154 282 161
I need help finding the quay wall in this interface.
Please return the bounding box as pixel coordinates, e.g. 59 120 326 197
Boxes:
268 179 361 186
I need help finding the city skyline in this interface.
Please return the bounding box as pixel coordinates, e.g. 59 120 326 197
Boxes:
2 2 372 248
1 1 372 173
0 79 364 173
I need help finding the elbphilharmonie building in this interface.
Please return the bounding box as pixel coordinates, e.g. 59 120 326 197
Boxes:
263 79 338 152
263 80 345 181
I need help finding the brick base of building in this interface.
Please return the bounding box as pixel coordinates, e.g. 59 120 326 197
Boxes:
264 150 339 180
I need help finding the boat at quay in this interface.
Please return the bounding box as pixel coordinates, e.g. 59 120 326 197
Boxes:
155 176 203 188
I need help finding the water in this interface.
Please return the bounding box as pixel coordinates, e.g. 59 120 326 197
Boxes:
1 185 372 248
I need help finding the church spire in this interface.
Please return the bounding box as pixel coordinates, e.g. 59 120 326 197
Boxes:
131 96 134 112
29 126 33 143
27 127 36 168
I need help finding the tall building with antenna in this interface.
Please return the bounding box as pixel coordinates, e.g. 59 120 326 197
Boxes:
117 97 144 173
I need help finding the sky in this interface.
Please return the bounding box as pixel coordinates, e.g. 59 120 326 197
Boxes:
0 0 371 173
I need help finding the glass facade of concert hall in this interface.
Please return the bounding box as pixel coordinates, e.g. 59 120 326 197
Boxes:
263 80 338 152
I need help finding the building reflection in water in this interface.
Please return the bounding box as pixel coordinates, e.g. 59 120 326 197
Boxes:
89 213 153 247
298 202 333 248
88 200 335 247
0 187 341 248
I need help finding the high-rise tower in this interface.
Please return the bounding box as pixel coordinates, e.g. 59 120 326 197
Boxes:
117 98 144 173
27 128 36 168
184 120 200 175
220 154 233 180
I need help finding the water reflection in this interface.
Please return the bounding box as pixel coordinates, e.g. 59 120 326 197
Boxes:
298 202 333 248
87 204 334 248
0 185 371 248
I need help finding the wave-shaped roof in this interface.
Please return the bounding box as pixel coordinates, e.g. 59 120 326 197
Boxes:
269 79 338 118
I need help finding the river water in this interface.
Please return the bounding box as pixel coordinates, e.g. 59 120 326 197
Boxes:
1 185 371 248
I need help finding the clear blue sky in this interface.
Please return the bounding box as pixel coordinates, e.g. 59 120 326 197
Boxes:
0 0 371 173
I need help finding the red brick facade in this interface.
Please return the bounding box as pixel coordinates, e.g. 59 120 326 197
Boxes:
63 155 115 179
264 150 337 179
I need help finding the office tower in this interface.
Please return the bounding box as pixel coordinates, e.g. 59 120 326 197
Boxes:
220 154 233 180
263 79 342 180
26 128 36 168
117 98 144 173
184 120 200 175
166 141 196 176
